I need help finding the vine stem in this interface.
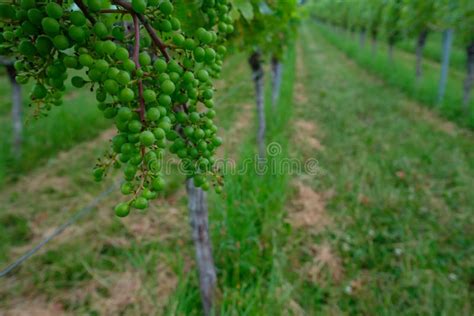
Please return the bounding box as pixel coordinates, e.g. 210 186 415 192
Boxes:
132 14 146 124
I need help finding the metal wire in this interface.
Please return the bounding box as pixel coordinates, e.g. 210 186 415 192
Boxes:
0 182 118 278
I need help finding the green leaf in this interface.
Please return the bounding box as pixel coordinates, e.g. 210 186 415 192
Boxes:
235 0 254 21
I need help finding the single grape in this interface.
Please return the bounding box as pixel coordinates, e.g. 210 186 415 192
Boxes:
132 197 148 209
119 87 135 103
140 131 155 146
128 120 142 133
41 17 60 36
161 80 175 95
115 202 130 217
45 3 63 19
70 11 86 26
132 0 147 14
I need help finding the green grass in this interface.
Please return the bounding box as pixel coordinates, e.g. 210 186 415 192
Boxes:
291 23 474 315
0 74 110 185
317 22 474 129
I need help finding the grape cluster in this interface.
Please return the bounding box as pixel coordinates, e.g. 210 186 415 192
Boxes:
0 0 233 217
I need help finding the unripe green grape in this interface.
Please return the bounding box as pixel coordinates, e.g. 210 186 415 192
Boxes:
94 59 109 72
96 89 107 102
121 182 134 195
142 189 157 200
188 87 198 99
129 153 142 165
132 0 147 14
159 1 173 15
226 24 234 34
167 60 182 73
104 79 119 95
93 22 108 39
189 112 200 123
123 60 136 72
117 107 133 122
194 128 205 139
46 3 63 19
154 59 167 73
27 8 43 26
139 52 151 66
103 40 117 55
196 28 212 44
197 69 209 82
19 40 36 56
158 73 170 83
170 17 181 30
41 17 60 36
53 35 69 50
79 54 94 67
206 109 216 119
69 25 86 43
88 0 102 12
107 67 120 79
204 99 214 108
120 143 134 154
112 26 125 40
128 120 142 133
15 75 29 85
116 71 131 85
204 48 216 62
31 84 48 99
158 20 172 32
202 89 213 100
120 88 135 103
63 56 77 68
114 47 129 61
172 33 185 47
87 68 103 82
161 80 175 95
184 126 194 137
103 107 118 119
176 111 187 123
93 167 105 181
70 11 86 26
158 94 171 106
194 47 205 63
124 164 138 180
166 130 178 141
132 197 148 209
143 89 156 103
140 131 155 146
19 0 34 9
146 108 160 121
115 203 130 217
153 127 166 139
21 21 39 36
169 72 180 83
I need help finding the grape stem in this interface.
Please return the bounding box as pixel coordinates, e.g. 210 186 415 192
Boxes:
132 14 146 123
111 0 171 61
73 0 97 24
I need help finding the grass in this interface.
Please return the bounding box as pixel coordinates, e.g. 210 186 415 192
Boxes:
0 74 110 186
317 22 474 129
291 23 473 315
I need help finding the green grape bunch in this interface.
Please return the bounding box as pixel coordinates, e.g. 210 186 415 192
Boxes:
0 0 234 217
